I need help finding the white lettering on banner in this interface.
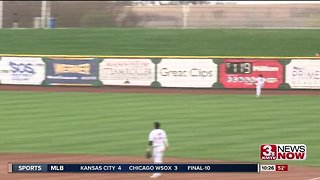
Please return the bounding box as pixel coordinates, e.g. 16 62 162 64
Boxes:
99 59 154 86
81 76 97 80
0 57 45 85
157 59 217 88
253 66 279 72
266 78 278 83
226 76 256 83
226 76 278 83
286 60 320 89
47 76 78 80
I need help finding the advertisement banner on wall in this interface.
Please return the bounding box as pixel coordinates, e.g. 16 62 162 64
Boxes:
286 60 320 89
45 58 99 86
0 57 45 85
99 59 155 86
157 59 217 88
219 59 283 89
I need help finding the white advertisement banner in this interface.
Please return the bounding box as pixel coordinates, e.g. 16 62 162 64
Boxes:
99 59 155 86
0 57 45 85
286 59 320 89
157 59 217 88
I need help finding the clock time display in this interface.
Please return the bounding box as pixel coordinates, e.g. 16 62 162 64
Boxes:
226 62 252 74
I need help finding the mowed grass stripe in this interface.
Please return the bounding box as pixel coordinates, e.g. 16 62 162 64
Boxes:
0 28 320 56
0 91 150 154
0 91 319 166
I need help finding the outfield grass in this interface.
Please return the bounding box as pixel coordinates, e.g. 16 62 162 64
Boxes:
0 28 319 167
0 91 319 166
0 28 319 56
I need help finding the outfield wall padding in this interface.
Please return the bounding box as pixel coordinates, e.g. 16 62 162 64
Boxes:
0 55 319 89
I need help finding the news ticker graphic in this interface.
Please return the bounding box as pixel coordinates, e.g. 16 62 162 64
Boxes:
260 144 307 160
8 163 260 173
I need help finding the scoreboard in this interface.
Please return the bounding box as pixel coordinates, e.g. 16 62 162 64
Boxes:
219 59 283 89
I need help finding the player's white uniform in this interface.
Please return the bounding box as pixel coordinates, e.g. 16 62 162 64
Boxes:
148 129 168 178
255 76 266 97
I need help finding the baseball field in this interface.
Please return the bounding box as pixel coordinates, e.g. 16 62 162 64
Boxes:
0 28 320 180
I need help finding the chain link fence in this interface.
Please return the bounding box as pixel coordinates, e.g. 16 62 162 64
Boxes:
2 1 320 28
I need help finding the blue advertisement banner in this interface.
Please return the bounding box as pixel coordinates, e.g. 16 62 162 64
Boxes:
44 58 100 86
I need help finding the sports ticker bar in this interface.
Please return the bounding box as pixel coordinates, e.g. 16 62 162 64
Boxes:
9 163 259 173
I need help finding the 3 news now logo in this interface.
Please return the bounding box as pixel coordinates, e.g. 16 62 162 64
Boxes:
260 144 307 160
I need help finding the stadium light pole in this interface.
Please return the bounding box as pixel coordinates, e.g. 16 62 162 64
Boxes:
46 1 51 28
41 0 50 28
41 1 46 28
182 4 190 28
0 1 3 28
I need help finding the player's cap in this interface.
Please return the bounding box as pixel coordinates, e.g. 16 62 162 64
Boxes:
154 122 160 129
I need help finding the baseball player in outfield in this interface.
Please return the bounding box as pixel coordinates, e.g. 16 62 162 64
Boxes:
255 74 266 97
147 122 169 178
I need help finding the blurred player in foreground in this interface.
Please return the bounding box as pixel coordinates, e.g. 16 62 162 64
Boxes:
147 122 169 178
255 74 266 97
